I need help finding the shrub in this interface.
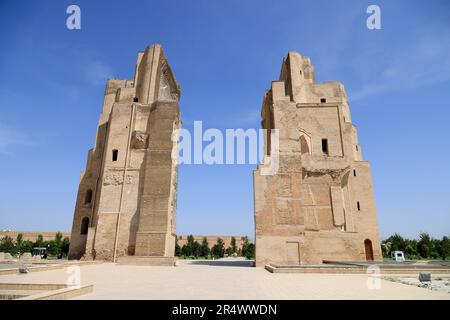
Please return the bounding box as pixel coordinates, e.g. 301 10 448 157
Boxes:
211 238 225 258
241 238 255 260
0 236 16 254
200 237 210 258
418 232 432 258
174 237 181 256
439 236 450 260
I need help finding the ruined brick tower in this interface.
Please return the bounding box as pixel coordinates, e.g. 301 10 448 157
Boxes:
254 51 382 266
68 44 180 265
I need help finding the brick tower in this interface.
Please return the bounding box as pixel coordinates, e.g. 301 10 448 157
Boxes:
254 51 382 266
68 44 180 265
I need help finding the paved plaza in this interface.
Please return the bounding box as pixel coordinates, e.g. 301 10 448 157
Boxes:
0 259 449 300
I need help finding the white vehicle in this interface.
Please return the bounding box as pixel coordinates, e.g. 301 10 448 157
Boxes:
391 251 405 262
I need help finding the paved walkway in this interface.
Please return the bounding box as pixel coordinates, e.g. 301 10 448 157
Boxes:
0 260 448 299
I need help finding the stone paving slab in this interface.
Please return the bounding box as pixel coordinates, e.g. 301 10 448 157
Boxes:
0 260 101 275
0 262 448 299
0 290 43 300
267 263 450 274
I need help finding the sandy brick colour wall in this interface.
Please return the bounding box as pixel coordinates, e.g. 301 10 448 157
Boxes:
68 44 180 262
67 46 381 266
0 231 71 242
254 51 382 266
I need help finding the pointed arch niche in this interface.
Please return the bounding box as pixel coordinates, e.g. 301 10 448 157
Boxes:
298 130 312 155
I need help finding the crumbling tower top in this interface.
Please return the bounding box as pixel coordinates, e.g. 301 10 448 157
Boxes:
134 44 181 104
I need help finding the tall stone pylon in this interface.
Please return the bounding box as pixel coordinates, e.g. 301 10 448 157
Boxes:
254 51 382 266
68 44 180 265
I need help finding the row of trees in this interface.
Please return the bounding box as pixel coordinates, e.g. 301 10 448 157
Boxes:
6 231 446 261
382 232 450 260
175 235 255 260
0 233 70 258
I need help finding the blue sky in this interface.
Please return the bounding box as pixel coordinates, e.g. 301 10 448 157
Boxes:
0 0 449 240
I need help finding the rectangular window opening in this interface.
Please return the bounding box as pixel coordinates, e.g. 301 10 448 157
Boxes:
321 139 329 155
357 201 361 211
112 149 118 162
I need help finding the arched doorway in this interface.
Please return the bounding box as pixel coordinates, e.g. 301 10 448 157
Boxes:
364 239 374 261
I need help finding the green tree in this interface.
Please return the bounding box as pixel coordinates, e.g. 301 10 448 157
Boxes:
183 235 195 257
187 235 195 256
61 237 70 257
181 244 189 257
192 241 201 258
16 233 24 242
16 233 23 253
418 232 432 258
230 237 237 254
21 240 34 253
180 236 195 258
55 232 62 245
211 238 225 258
14 234 34 255
46 240 58 256
0 236 16 254
404 239 419 259
241 238 255 260
431 238 441 259
439 236 450 260
247 244 255 259
174 237 181 256
381 241 391 258
54 232 63 258
34 234 44 248
385 233 406 252
200 237 210 258
225 247 233 256
382 233 450 261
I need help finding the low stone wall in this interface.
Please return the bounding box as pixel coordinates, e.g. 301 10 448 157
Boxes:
0 231 70 242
